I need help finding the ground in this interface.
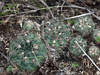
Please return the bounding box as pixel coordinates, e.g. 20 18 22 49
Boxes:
0 0 100 75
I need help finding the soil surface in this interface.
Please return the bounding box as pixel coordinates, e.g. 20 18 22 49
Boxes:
0 0 100 75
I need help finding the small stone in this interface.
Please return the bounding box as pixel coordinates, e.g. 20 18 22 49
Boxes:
0 67 4 73
11 68 17 74
18 72 24 75
0 37 3 41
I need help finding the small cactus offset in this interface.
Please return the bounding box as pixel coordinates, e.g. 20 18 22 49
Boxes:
88 46 100 57
93 28 100 43
44 22 71 49
69 36 87 56
23 20 34 30
74 16 95 35
10 33 47 70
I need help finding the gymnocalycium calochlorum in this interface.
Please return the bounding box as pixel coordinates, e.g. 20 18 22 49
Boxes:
69 36 87 56
10 33 47 70
93 28 100 43
44 22 71 49
88 46 100 57
74 16 95 35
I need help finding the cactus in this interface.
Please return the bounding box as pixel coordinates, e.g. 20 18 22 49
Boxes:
74 16 95 35
10 33 47 70
93 28 100 43
88 46 100 57
69 36 87 56
44 22 71 49
23 20 34 30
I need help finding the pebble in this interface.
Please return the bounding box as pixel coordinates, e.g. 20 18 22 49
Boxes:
0 67 4 74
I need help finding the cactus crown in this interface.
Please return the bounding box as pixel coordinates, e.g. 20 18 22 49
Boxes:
69 36 87 56
93 28 100 43
88 46 99 57
74 16 94 34
23 20 34 30
10 33 47 70
44 22 71 49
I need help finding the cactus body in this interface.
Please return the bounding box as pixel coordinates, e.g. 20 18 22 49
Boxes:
74 16 94 35
93 28 100 43
88 46 100 57
69 36 87 56
44 22 71 49
23 20 34 30
10 33 47 70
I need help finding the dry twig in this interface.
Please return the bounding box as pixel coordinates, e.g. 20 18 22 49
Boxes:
0 52 21 71
39 0 55 19
75 41 100 72
59 12 94 21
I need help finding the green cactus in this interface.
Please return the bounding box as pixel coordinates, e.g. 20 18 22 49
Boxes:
74 16 95 35
69 36 87 56
88 46 100 57
23 20 34 30
93 28 100 43
10 33 47 70
44 22 71 49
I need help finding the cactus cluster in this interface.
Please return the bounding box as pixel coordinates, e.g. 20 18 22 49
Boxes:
93 28 100 43
44 22 71 49
69 36 87 56
10 33 47 70
88 46 100 57
23 20 34 30
74 16 95 35
9 16 97 70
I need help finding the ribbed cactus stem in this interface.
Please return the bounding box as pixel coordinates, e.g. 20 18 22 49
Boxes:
74 16 94 35
93 28 100 43
44 22 71 49
69 36 87 56
88 46 100 57
10 33 47 70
